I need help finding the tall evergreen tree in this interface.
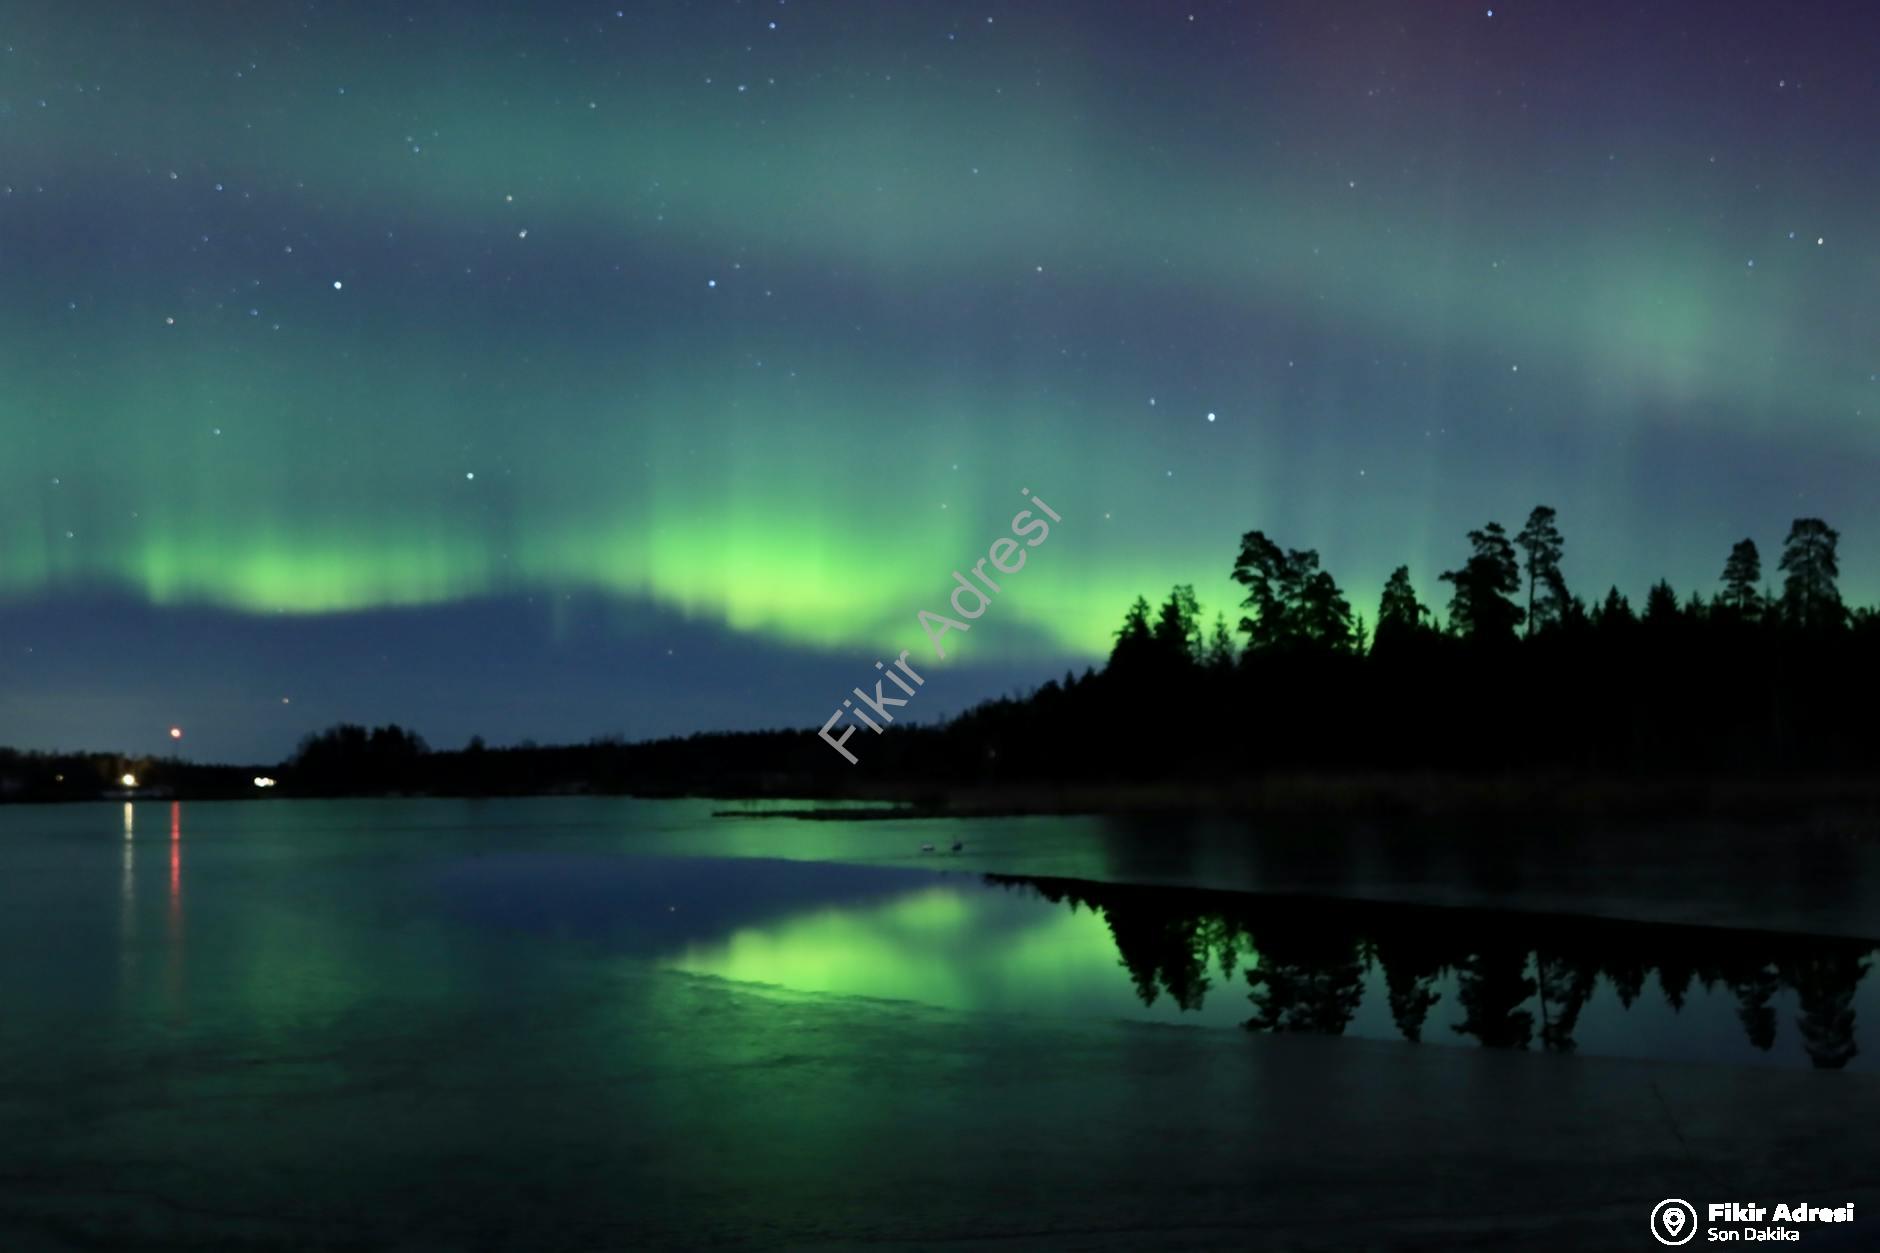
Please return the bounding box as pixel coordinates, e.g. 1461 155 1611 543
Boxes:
1152 584 1203 665
1642 579 1681 629
1439 522 1524 642
1294 569 1355 651
1719 538 1763 620
1373 565 1426 653
1202 612 1238 672
1231 532 1353 652
1109 595 1155 671
1778 518 1845 630
1231 531 1294 651
1594 586 1634 629
1515 506 1568 635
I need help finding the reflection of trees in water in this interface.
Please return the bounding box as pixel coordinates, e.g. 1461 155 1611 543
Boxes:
1245 930 1365 1035
991 875 1875 1068
1730 963 1782 1051
1375 936 1444 1043
1534 951 1599 1053
1787 950 1872 1069
1453 949 1535 1049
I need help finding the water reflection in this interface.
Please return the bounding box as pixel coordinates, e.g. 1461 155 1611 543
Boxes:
167 800 185 1014
114 802 190 1017
119 802 137 999
995 875 1875 1069
121 800 135 903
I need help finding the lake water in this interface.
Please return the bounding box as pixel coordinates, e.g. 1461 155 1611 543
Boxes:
1 796 1874 1247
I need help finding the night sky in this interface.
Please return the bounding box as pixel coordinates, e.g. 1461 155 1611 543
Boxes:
3 1 1877 761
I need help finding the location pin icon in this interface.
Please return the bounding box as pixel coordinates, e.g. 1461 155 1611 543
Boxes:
1664 1210 1685 1236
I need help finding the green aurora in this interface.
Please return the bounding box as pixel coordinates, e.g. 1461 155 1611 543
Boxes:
3 1 1877 750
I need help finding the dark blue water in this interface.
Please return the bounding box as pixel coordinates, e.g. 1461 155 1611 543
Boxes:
0 796 1873 1248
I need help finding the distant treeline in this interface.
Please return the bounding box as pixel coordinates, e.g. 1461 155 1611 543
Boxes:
0 750 267 804
4 510 1878 802
0 726 844 804
945 509 1880 781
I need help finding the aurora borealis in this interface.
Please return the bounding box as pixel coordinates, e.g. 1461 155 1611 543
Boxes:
3 1 1877 759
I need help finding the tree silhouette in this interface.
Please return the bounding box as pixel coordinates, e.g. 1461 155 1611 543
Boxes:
1657 956 1695 1012
1607 960 1647 1009
1440 522 1525 642
992 876 1875 1073
1152 583 1203 665
1295 568 1355 651
1373 565 1428 654
1729 962 1781 1051
1594 585 1635 629
1104 903 1217 1010
1534 950 1599 1053
1231 532 1353 652
1515 506 1568 636
1786 950 1868 1070
1779 517 1845 631
1719 539 1764 621
1202 611 1238 672
1231 531 1295 651
290 722 429 794
1643 579 1681 630
1375 938 1446 1043
1109 595 1156 671
1451 949 1536 1048
1245 939 1367 1035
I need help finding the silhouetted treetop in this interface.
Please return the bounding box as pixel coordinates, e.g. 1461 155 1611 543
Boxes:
1440 522 1524 643
1231 531 1354 653
1780 518 1844 631
1720 538 1763 621
1372 565 1429 655
1516 506 1568 636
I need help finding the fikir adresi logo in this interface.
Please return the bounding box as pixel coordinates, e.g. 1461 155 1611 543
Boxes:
1653 1197 1858 1244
